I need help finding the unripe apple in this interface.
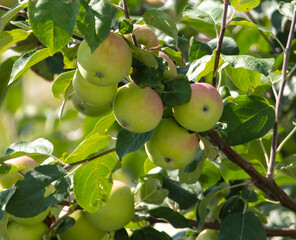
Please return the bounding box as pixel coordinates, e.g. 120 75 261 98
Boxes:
173 83 224 132
73 69 117 106
130 25 159 49
86 180 134 232
60 210 110 240
145 118 199 169
0 156 38 190
77 32 132 86
7 221 48 240
71 94 112 117
11 208 50 226
113 82 163 133
158 51 177 80
196 229 218 240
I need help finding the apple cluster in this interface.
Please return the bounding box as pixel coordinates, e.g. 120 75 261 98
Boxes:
72 25 224 170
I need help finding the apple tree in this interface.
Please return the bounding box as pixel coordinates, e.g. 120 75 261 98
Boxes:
0 0 296 239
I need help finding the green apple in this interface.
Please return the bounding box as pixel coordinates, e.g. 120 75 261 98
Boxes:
0 156 39 190
196 229 218 240
60 210 111 240
173 83 224 132
71 94 112 117
86 180 134 232
145 118 199 169
11 208 50 226
113 82 163 133
77 32 132 86
7 221 48 240
131 25 159 49
158 51 177 80
73 69 117 106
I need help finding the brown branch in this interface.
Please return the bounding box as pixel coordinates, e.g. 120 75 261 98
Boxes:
212 0 229 87
63 148 116 170
207 130 296 212
267 5 296 179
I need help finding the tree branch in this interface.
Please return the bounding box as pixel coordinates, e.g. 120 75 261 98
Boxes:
63 148 116 170
207 130 296 212
212 0 229 87
267 5 296 179
0 5 28 18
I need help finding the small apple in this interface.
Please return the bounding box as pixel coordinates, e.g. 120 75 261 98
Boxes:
113 82 163 133
196 229 218 240
73 69 117 106
71 94 112 117
7 221 48 240
60 209 111 240
0 156 38 190
77 32 132 86
145 118 199 169
86 180 134 232
173 83 224 132
158 51 177 80
129 25 159 49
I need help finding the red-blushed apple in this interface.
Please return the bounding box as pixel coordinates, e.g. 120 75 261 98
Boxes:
0 156 38 190
132 25 159 49
113 82 163 133
86 180 134 232
59 209 111 240
145 118 199 169
158 51 177 80
7 221 48 240
173 83 224 132
73 69 117 107
77 32 132 86
71 94 112 117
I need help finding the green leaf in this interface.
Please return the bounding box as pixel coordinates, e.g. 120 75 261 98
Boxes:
77 0 112 53
6 165 71 218
0 29 31 54
229 17 270 33
208 37 239 55
73 152 117 213
0 188 16 219
162 47 185 68
241 189 257 202
64 113 115 164
160 76 191 107
0 138 53 163
119 19 133 34
0 213 10 239
217 211 266 240
279 1 294 18
230 0 260 12
0 0 28 32
225 66 265 92
28 0 80 54
114 228 129 240
0 56 17 106
183 1 223 25
219 196 245 221
140 178 169 205
189 37 212 63
116 129 153 160
162 177 198 210
148 207 192 228
143 9 178 44
131 226 173 240
9 48 51 84
221 54 274 77
199 159 221 189
277 155 296 178
220 95 275 146
52 70 76 101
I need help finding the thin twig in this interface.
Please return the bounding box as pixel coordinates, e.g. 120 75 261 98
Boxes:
212 0 229 87
63 148 116 170
0 5 28 18
267 6 296 179
277 124 296 152
259 138 269 166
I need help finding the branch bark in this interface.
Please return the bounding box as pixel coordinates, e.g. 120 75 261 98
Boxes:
208 130 296 212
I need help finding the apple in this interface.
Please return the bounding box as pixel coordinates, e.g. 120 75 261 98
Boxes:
86 180 134 232
11 208 50 226
73 69 117 106
0 156 39 190
7 221 48 240
128 25 159 49
71 94 112 117
145 118 199 169
173 83 224 132
158 51 177 80
60 210 111 240
196 229 218 240
77 32 132 86
113 82 163 133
